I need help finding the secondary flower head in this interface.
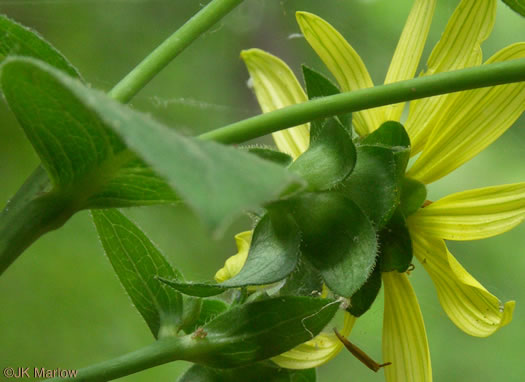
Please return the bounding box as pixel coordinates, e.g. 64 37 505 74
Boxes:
217 0 525 379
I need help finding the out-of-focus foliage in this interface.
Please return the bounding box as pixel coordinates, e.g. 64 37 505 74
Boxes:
0 1 524 381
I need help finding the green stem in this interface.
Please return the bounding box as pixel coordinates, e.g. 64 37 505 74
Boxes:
0 0 243 275
45 337 201 382
0 167 75 274
200 58 525 143
108 0 244 103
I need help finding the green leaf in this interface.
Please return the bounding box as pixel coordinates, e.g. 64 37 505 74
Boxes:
289 119 356 191
91 209 183 338
0 57 304 231
0 57 177 208
288 192 378 297
400 177 427 217
347 263 381 317
279 258 323 297
341 146 399 228
178 364 315 382
302 65 351 134
196 296 339 368
0 15 81 78
246 147 293 167
85 158 180 207
502 0 525 17
379 209 413 273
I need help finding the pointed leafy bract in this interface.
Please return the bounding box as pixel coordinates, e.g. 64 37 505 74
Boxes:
159 279 226 297
0 15 80 78
0 58 304 232
279 258 323 297
341 146 399 228
195 296 338 368
289 119 356 191
347 263 381 317
288 192 378 297
302 65 351 135
178 364 315 382
221 211 301 287
400 177 427 217
0 57 178 208
91 209 183 338
161 211 301 295
246 147 293 167
379 209 413 273
362 120 411 180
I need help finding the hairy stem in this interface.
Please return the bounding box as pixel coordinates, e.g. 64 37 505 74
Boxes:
0 167 74 274
109 0 244 103
200 58 525 143
45 336 202 382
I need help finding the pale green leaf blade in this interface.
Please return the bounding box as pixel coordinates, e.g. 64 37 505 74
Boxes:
0 15 81 78
92 209 183 338
198 296 338 368
502 0 525 17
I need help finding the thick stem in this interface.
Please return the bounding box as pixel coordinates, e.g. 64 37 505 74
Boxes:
200 58 525 143
45 336 202 382
0 167 74 274
108 0 244 103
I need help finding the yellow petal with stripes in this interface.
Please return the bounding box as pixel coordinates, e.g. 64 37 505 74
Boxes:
408 183 525 240
411 232 515 337
296 11 383 136
381 0 436 121
407 43 525 184
382 271 432 382
241 49 309 159
405 0 497 154
272 312 356 369
214 231 252 282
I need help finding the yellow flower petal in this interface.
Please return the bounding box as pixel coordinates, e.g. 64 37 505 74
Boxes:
405 0 497 154
407 43 525 184
214 231 252 282
296 11 383 136
241 49 309 159
409 182 525 240
272 312 356 369
381 0 436 121
382 271 432 382
410 231 515 337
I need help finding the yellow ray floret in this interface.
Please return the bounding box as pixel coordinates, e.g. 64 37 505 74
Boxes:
409 182 525 241
404 0 497 154
410 232 515 337
241 49 309 159
408 43 525 184
382 271 432 382
296 11 383 136
382 0 436 122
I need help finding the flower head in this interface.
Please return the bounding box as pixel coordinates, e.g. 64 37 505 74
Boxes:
218 0 524 379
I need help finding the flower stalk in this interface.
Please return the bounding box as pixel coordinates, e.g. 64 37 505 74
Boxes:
200 58 525 144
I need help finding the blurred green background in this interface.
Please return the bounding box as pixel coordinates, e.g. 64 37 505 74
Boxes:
0 0 524 380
